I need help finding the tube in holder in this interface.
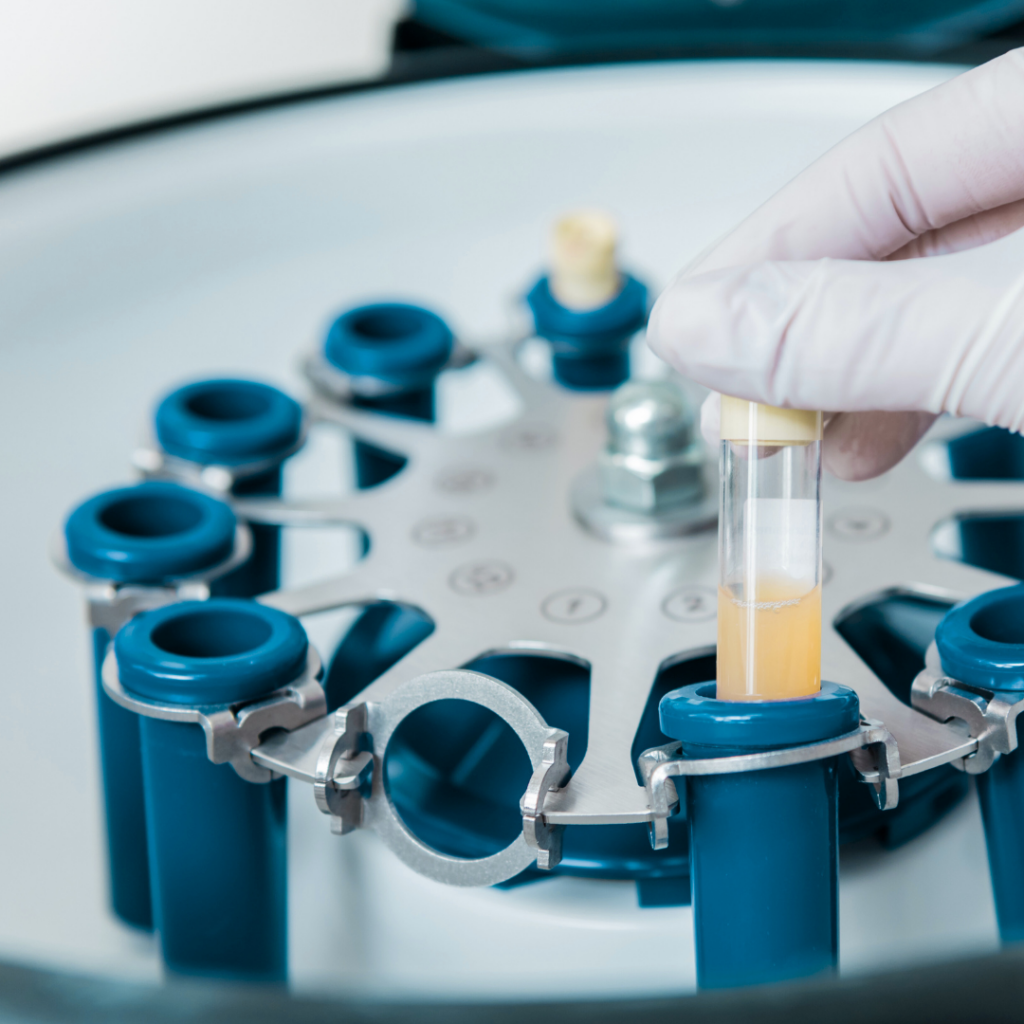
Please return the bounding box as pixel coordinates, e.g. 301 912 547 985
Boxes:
113 598 308 981
153 379 303 596
660 681 859 989
935 584 1024 943
61 482 239 931
718 398 824 701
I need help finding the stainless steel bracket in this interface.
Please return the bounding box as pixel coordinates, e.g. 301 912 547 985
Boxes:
132 424 309 496
302 344 478 406
911 646 1024 774
313 702 372 835
520 730 571 870
360 670 570 885
101 647 327 783
253 668 571 886
51 524 254 635
638 718 901 851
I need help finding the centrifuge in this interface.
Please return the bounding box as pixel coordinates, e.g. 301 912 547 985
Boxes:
5 46 1024 1013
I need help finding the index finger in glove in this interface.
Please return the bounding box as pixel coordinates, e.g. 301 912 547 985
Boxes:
650 255 1024 429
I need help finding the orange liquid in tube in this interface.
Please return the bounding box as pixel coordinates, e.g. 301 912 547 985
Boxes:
716 582 822 701
717 399 823 702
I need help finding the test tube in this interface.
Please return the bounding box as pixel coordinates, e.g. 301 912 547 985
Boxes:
718 397 824 701
660 401 853 989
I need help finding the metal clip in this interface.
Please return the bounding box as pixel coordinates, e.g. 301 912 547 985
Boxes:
51 523 253 635
102 647 327 783
87 583 184 634
133 430 307 497
911 663 1024 774
314 703 372 834
638 719 901 851
520 729 571 870
636 742 685 851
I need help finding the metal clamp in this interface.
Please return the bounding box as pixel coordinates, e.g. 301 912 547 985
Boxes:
51 524 254 635
520 729 571 870
911 661 1024 775
313 702 373 835
101 647 327 783
302 345 476 406
313 670 570 887
132 425 308 496
638 719 901 851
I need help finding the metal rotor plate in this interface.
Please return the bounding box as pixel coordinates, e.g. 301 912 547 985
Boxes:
248 345 1018 828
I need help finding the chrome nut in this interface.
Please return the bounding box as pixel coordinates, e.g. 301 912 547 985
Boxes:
600 444 705 513
600 379 706 513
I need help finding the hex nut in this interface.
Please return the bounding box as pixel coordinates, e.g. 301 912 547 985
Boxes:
600 443 705 513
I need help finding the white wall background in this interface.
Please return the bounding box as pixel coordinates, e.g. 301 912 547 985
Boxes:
0 0 405 159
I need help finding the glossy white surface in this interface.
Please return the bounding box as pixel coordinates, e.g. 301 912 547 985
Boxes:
0 0 401 159
0 60 1003 999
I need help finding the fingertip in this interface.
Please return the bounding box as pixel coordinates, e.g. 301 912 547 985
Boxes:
646 283 686 369
701 393 721 445
647 262 814 401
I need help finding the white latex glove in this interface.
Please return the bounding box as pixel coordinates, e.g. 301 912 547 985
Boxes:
647 49 1024 481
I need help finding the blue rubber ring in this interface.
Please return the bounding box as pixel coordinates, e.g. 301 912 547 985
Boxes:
935 583 1024 691
526 274 647 351
659 680 861 749
64 482 237 584
155 379 302 466
115 598 308 705
324 302 454 384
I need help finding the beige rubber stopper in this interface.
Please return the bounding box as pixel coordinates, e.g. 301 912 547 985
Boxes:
720 396 822 445
549 210 622 311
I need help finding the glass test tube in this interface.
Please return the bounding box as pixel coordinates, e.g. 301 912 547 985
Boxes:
718 397 824 701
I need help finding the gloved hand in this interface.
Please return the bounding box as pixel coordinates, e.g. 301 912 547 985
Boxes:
647 48 1024 481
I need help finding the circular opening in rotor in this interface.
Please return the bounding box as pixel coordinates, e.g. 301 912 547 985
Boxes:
384 698 532 859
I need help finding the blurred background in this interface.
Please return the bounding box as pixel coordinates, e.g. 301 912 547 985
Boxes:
6 0 1024 163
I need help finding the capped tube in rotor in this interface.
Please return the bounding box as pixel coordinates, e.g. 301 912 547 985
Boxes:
717 398 824 701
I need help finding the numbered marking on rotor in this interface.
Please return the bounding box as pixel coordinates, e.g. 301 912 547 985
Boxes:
434 466 495 495
500 423 558 452
541 588 607 624
449 560 515 596
662 586 717 623
411 516 476 547
828 507 890 542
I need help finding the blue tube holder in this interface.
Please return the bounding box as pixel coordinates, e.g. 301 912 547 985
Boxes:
323 302 454 487
62 482 240 931
525 273 647 391
319 304 453 718
113 598 309 981
324 302 453 390
659 681 860 989
935 583 1024 943
154 378 303 596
